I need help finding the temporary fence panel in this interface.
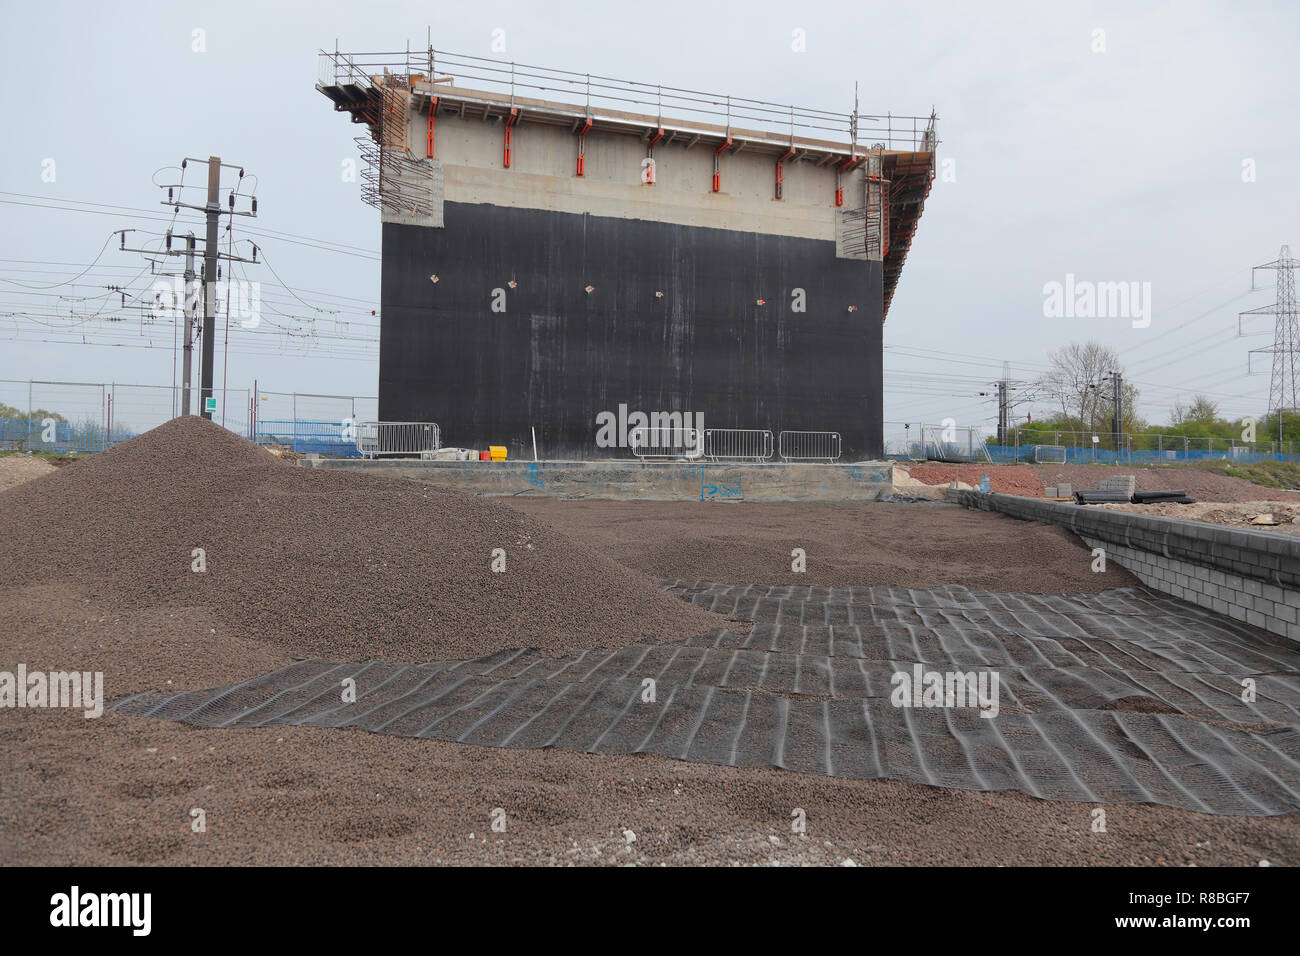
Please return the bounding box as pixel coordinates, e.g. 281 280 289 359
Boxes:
629 425 703 460
0 381 250 452
777 430 842 462
703 428 774 461
254 391 377 450
0 418 128 454
253 420 360 456
355 421 441 458
916 425 990 463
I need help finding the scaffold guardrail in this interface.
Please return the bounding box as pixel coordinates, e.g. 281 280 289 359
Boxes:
318 46 938 153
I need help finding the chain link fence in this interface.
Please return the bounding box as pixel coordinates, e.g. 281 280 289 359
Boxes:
0 380 379 456
0 380 250 454
884 421 1300 464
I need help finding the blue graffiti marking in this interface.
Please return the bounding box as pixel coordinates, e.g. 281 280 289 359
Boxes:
702 482 743 500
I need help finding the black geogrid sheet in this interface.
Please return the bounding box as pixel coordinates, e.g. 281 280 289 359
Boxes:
115 582 1300 815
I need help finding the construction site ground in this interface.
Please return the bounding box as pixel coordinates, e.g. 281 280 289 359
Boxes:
904 462 1300 503
1 426 1297 866
899 462 1300 533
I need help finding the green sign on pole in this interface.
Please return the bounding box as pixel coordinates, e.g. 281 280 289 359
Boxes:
204 397 217 414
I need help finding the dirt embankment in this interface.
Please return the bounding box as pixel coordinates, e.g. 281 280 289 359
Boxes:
509 499 1135 594
902 462 1300 504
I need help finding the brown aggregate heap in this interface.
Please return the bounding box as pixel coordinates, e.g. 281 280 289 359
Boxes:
0 416 724 661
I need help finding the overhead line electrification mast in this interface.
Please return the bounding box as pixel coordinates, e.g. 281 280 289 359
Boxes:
121 156 258 418
1239 244 1300 416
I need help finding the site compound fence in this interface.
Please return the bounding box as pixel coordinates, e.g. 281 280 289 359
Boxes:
0 379 382 457
649 428 842 462
254 421 358 457
0 379 251 454
629 425 704 460
777 430 842 462
355 422 442 459
883 421 1300 465
703 428 774 462
912 424 992 464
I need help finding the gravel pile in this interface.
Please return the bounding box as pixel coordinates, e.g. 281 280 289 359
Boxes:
0 417 724 661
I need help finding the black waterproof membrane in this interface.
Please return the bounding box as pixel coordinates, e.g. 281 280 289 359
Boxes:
115 583 1300 815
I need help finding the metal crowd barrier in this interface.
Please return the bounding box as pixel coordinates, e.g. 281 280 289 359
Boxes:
355 421 441 459
704 428 774 461
777 430 842 462
629 425 703 460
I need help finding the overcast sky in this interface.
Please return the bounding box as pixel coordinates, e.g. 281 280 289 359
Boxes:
2 0 1296 435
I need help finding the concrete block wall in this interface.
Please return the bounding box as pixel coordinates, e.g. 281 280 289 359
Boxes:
953 490 1300 641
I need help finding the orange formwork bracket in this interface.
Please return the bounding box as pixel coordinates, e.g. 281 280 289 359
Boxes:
644 127 664 185
834 153 864 207
426 96 438 159
576 116 592 176
712 135 732 193
775 146 796 200
503 108 519 169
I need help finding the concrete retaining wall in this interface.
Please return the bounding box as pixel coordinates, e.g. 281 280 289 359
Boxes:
953 490 1300 641
299 457 894 503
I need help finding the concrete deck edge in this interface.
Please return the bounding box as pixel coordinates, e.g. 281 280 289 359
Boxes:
298 457 897 503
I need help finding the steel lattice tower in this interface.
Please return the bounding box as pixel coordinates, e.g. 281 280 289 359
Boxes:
1240 245 1300 412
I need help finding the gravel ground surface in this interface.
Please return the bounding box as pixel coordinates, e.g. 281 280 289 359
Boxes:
904 462 1300 503
510 499 1135 593
3 579 1294 866
1096 500 1300 535
3 420 1295 866
0 455 55 493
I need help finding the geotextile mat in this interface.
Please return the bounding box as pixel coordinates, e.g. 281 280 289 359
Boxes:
115 583 1300 816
